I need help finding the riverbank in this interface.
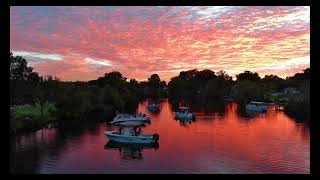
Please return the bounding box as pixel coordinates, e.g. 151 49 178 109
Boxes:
284 101 310 123
10 103 57 135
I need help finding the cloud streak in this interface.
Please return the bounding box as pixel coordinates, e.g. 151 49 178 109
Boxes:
10 6 310 81
12 51 64 61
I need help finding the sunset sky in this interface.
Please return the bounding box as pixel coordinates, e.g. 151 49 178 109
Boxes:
10 6 310 82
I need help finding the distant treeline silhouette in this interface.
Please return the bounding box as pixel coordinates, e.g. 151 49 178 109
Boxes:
10 52 310 134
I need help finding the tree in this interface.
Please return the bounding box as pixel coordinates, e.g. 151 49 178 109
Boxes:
196 69 216 82
33 77 60 122
216 70 232 81
194 69 216 91
104 71 126 82
204 78 231 100
147 74 161 99
55 84 92 121
231 80 264 105
128 79 146 100
168 69 216 100
261 74 285 92
10 52 41 106
93 71 126 89
129 79 138 86
10 52 34 80
160 81 167 89
287 68 310 81
236 71 261 82
262 75 282 81
148 74 161 88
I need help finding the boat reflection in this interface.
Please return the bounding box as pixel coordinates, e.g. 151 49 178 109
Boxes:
104 140 159 160
245 109 265 117
175 118 196 127
236 105 267 119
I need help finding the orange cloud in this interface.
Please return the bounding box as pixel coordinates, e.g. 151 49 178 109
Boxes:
10 6 310 81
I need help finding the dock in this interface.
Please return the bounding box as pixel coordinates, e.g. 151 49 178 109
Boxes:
275 102 285 111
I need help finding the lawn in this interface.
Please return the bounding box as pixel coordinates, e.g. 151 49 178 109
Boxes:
15 103 56 120
11 103 57 134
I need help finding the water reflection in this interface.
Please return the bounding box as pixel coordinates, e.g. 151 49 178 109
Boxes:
104 141 159 160
244 109 267 118
11 99 309 174
179 120 193 127
234 103 268 120
10 128 65 173
174 118 196 127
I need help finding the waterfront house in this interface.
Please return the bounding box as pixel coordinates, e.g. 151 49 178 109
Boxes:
284 87 300 95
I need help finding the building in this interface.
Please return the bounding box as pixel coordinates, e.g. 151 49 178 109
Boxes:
283 87 300 95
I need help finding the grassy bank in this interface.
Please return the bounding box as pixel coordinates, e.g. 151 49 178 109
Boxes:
10 103 57 135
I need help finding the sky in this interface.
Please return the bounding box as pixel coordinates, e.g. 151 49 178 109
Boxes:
10 6 310 82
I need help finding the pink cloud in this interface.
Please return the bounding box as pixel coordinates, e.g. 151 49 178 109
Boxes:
10 6 310 82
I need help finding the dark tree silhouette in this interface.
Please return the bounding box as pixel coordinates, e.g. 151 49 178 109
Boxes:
148 74 161 88
287 68 310 81
147 74 161 99
105 71 126 81
236 71 261 81
10 52 34 81
216 70 232 81
160 81 166 89
168 69 217 101
10 52 41 106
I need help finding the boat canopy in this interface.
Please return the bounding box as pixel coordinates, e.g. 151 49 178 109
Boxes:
250 101 265 104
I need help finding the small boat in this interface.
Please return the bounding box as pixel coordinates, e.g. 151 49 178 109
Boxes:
223 96 234 102
147 103 160 112
104 128 159 144
245 101 268 112
175 107 195 120
110 113 151 126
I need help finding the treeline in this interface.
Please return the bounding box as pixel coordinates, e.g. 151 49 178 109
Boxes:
10 52 167 134
167 68 310 121
10 51 310 134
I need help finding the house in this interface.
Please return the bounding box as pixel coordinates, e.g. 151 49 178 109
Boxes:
283 87 300 95
270 92 284 97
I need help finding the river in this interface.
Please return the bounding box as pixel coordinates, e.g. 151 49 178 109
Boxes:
10 99 309 174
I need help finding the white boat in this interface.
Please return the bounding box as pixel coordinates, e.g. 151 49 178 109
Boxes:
147 103 160 111
104 129 159 144
175 107 195 120
245 101 268 112
110 113 151 126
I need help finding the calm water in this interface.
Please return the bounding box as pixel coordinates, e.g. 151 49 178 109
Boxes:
10 99 310 174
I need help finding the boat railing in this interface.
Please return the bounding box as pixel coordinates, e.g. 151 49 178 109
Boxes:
249 101 267 106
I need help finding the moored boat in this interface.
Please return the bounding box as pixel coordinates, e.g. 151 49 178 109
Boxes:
110 113 151 126
175 107 195 120
104 129 159 144
147 103 160 112
245 101 268 112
